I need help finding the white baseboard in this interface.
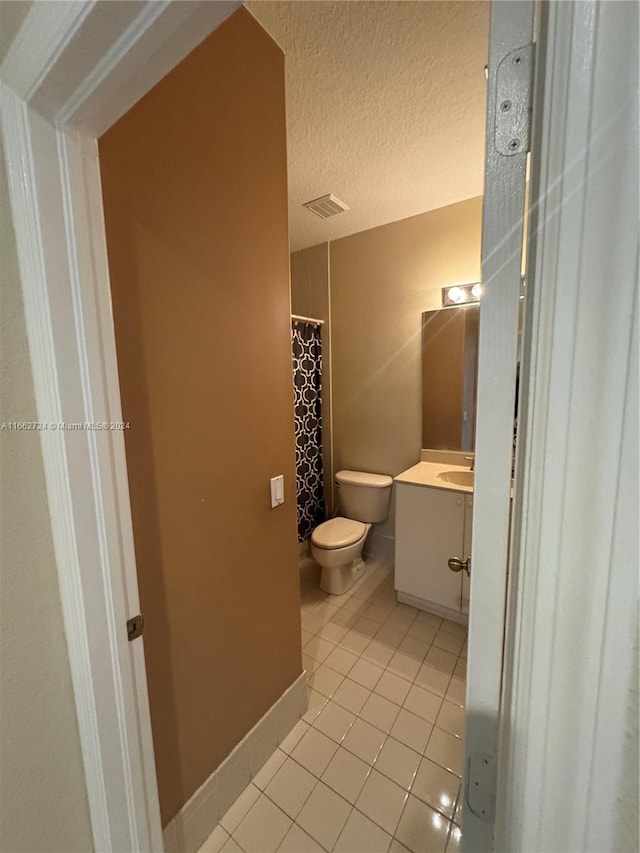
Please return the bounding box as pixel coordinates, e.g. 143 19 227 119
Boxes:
396 591 468 626
162 671 308 853
364 530 395 561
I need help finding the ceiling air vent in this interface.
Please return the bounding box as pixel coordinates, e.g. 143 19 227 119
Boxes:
303 193 349 219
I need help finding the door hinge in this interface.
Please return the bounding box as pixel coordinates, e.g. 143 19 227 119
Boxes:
127 613 144 641
494 43 535 156
465 752 497 822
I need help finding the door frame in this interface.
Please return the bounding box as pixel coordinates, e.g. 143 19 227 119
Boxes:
1 3 239 849
2 1 636 851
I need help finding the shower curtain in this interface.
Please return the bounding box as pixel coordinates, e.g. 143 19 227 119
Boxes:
292 320 325 542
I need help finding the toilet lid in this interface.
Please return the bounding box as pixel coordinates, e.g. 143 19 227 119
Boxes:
312 517 367 549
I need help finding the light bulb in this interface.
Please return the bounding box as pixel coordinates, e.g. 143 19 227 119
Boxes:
447 287 465 304
471 283 482 300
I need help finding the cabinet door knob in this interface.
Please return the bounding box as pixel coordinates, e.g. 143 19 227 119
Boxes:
448 556 471 576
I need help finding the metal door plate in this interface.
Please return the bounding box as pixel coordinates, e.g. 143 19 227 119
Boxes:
494 43 535 156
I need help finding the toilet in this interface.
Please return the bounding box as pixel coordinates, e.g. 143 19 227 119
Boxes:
311 470 393 595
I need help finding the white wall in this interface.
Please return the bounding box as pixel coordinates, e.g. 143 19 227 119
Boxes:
0 142 93 853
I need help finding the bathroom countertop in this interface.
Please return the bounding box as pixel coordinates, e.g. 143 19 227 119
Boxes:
393 460 474 494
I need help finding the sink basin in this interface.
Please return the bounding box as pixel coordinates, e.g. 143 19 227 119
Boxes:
437 469 474 488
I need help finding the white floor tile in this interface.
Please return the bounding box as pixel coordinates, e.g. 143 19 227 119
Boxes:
317 620 350 645
280 720 309 754
414 664 451 697
407 621 438 644
411 757 460 819
446 823 463 851
303 636 337 664
341 628 373 655
342 718 387 764
321 745 371 804
303 689 328 723
385 606 418 633
390 709 433 755
432 631 465 656
403 684 442 723
302 653 318 675
332 677 371 715
415 611 443 628
395 795 450 853
232 794 292 853
375 625 405 650
398 635 430 662
374 736 421 790
252 748 287 790
334 808 392 853
361 640 395 668
313 700 356 744
197 824 229 853
453 657 467 680
308 664 344 699
360 693 401 734
330 608 358 630
389 840 412 853
220 783 261 834
324 646 358 676
439 619 467 638
425 728 464 778
349 657 384 690
387 651 421 682
291 727 338 777
278 824 325 852
374 671 412 706
264 757 316 819
208 569 469 853
355 769 408 835
436 701 465 738
424 647 458 675
296 781 351 851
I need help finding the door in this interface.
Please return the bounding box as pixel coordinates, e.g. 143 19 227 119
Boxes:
462 1 536 850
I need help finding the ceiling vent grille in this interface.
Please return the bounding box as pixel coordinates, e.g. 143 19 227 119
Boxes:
303 194 349 219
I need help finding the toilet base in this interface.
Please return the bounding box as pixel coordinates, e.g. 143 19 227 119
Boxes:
319 558 366 595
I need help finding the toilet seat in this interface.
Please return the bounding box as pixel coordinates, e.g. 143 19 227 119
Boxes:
311 517 366 549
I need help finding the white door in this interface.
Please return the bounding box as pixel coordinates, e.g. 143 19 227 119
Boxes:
462 0 535 850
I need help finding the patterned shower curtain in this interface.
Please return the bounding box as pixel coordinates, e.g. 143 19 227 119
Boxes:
292 320 325 542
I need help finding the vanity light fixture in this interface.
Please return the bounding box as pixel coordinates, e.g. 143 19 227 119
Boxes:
442 282 482 307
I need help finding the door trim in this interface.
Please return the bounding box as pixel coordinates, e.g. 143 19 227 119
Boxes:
1 3 239 849
497 2 639 850
463 1 535 849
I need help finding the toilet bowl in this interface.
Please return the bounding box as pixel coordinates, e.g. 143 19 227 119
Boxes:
311 518 371 595
311 470 393 595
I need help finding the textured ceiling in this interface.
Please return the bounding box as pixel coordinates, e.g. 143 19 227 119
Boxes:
246 1 490 251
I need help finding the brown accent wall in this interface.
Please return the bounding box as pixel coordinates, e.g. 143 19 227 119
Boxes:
330 197 483 538
290 244 333 513
99 9 301 824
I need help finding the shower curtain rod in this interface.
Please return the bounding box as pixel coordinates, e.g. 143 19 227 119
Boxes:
291 314 324 326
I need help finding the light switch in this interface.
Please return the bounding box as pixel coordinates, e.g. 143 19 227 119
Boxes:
270 475 284 507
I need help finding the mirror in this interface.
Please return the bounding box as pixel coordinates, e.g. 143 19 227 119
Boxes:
421 304 480 451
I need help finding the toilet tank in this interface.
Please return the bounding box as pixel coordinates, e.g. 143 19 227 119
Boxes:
335 470 393 523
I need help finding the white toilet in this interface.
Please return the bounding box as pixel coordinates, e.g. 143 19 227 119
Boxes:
311 470 393 595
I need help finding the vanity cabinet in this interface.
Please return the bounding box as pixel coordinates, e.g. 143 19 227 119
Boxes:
395 483 473 618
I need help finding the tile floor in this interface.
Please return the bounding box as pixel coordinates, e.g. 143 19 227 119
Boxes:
199 557 467 853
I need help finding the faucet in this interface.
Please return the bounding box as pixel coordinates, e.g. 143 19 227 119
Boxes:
464 455 475 471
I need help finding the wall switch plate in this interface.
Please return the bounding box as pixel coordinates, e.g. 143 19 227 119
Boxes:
270 475 284 507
